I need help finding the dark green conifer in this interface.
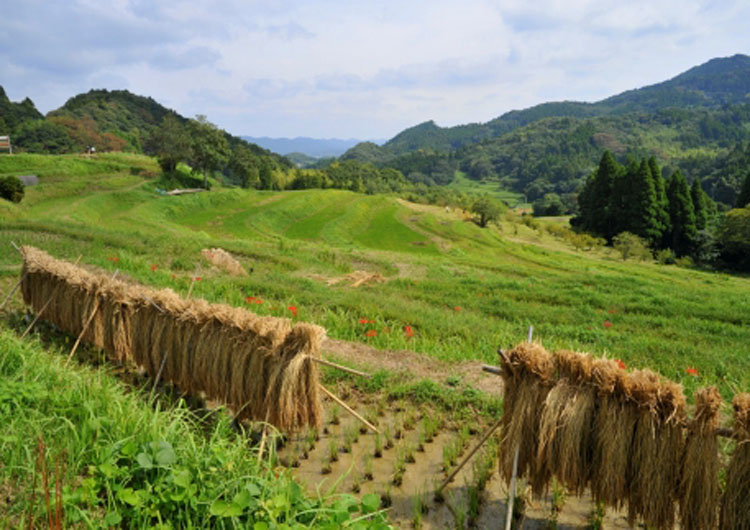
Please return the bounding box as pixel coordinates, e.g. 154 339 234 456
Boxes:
737 171 750 208
666 170 697 256
690 177 709 230
627 159 661 243
578 151 620 239
648 157 671 245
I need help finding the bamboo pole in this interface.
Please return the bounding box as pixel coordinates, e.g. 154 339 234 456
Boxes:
505 447 520 530
21 256 83 338
438 415 504 493
186 265 200 299
313 357 372 378
65 270 118 365
318 384 380 434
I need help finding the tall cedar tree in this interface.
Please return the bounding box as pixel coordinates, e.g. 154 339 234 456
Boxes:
627 159 661 243
666 170 697 256
691 177 709 230
737 171 750 208
609 158 638 237
578 151 620 240
648 157 671 246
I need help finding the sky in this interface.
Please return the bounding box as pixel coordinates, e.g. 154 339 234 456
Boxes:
2 0 749 140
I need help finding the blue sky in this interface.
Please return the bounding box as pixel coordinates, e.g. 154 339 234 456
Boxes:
1 0 749 139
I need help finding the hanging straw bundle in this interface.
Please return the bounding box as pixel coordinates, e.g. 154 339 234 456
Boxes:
536 350 597 496
627 371 685 530
590 358 634 509
498 342 555 489
20 246 326 433
719 393 750 530
679 386 722 530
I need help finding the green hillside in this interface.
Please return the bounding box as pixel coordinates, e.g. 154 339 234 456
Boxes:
2 153 749 398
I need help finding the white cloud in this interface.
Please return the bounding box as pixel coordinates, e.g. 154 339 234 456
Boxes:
1 0 749 138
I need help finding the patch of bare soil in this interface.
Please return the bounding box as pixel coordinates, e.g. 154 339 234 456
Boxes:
322 337 503 397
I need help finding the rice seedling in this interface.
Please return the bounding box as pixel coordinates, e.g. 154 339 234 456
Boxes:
383 422 394 450
329 404 341 426
411 488 428 529
362 454 374 481
466 483 481 527
381 486 392 508
392 452 406 486
404 441 416 464
327 438 339 463
351 471 361 493
447 491 468 530
373 433 383 458
416 429 426 452
321 456 332 475
393 416 404 440
548 479 567 527
587 502 606 530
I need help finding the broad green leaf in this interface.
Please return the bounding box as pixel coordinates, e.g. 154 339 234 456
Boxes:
210 499 243 517
360 493 380 514
103 511 122 526
136 452 153 469
117 488 143 507
155 446 176 466
171 469 192 488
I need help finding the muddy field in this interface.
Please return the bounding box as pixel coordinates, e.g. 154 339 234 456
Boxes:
277 389 633 529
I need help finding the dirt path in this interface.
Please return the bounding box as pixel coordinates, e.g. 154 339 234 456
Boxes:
322 337 503 397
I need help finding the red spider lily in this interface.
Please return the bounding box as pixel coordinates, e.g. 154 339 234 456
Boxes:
404 325 414 338
616 359 626 370
150 264 158 272
245 296 255 303
194 276 202 282
254 298 263 304
603 320 612 328
608 309 616 314
288 306 298 317
365 329 377 337
359 318 375 324
454 306 461 312
107 256 120 263
686 367 699 376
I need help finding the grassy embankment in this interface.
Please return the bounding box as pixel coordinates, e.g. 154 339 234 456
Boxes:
1 153 749 399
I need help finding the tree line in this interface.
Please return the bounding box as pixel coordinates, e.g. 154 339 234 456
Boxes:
574 150 750 270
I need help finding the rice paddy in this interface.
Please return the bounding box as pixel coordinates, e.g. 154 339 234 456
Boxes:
2 152 750 528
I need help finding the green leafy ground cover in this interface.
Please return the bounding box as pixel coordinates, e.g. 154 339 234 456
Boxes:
0 329 389 528
2 153 749 401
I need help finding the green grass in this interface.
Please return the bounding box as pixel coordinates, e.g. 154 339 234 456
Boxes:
2 153 750 402
0 329 388 528
447 171 524 205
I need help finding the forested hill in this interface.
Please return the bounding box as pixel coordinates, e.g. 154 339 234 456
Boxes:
339 54 750 206
0 87 290 168
348 54 750 159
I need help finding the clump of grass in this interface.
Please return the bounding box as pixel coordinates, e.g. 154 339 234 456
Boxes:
321 456 332 475
384 423 394 450
587 501 605 529
404 441 416 464
411 488 428 529
351 471 362 493
381 486 392 508
548 480 567 528
416 429 426 452
447 491 468 530
329 405 341 426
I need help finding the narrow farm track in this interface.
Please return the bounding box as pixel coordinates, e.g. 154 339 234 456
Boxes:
322 337 504 397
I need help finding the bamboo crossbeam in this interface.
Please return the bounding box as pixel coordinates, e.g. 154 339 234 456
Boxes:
319 384 380 434
313 357 372 378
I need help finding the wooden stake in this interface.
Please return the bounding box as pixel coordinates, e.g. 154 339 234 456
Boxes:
312 357 372 378
21 256 82 338
186 265 200 299
504 447 520 530
318 384 380 434
438 415 503 492
66 269 117 365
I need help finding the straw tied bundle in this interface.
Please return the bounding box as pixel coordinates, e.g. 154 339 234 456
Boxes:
497 342 744 530
20 246 323 432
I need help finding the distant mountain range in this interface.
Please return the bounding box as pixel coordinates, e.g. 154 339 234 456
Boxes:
241 136 384 158
340 54 750 206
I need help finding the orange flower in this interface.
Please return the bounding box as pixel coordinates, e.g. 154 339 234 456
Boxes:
288 306 297 317
255 298 263 304
404 325 414 338
686 367 699 376
194 276 202 282
603 320 612 328
616 359 626 370
150 264 158 272
245 296 255 303
454 306 461 312
107 256 120 263
365 329 377 337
